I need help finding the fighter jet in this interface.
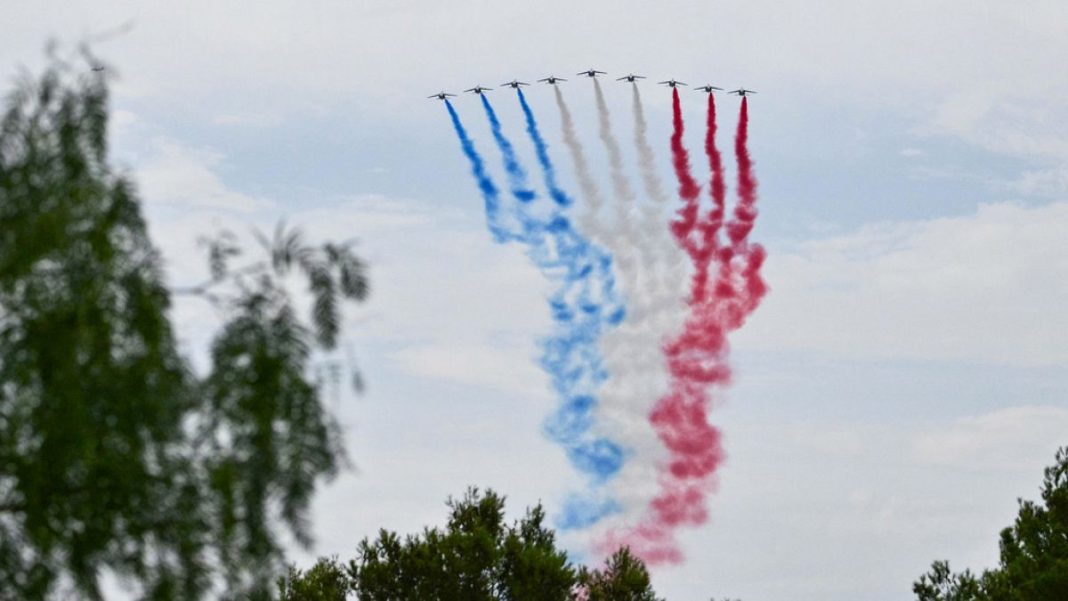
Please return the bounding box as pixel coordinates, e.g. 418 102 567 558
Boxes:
91 65 105 72
464 85 493 95
658 79 687 88
729 88 758 97
500 80 530 89
695 84 724 94
427 91 457 100
577 68 607 78
538 75 567 85
616 73 645 82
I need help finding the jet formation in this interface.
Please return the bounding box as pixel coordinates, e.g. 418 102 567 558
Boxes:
430 70 756 99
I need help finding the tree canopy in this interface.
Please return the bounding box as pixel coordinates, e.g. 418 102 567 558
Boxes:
277 488 663 601
913 446 1068 601
0 53 367 600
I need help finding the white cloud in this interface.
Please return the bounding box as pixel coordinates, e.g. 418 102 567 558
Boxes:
737 200 1068 367
389 342 548 399
211 111 282 127
137 139 275 212
912 406 1068 470
924 92 1068 162
1010 166 1068 197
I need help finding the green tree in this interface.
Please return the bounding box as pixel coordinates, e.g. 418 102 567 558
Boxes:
578 547 663 601
277 557 350 601
913 446 1068 601
0 53 367 600
277 488 662 600
350 488 577 601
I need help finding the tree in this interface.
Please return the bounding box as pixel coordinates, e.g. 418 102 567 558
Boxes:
913 446 1068 601
277 557 350 601
277 488 663 600
578 547 663 601
0 51 367 600
350 488 576 601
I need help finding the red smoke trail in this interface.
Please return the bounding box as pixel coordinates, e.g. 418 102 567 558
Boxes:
727 97 757 247
689 92 728 304
716 97 767 311
704 92 727 249
668 88 701 258
601 92 766 566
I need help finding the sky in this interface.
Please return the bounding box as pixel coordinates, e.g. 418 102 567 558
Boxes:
5 1 1068 599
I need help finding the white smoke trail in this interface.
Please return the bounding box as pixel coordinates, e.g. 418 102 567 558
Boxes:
555 85 654 527
584 83 692 548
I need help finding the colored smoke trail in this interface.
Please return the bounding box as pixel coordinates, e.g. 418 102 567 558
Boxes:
444 100 510 242
668 88 702 256
553 86 610 250
727 98 769 316
584 84 700 546
481 95 536 204
704 92 727 240
585 79 681 537
552 84 658 530
631 84 670 210
631 84 688 306
728 97 758 248
476 94 629 527
517 89 571 209
601 91 767 565
592 78 641 312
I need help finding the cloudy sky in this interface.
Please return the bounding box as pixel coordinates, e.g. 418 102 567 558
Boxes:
5 1 1068 599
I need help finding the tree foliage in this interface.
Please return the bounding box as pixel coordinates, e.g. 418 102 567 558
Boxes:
913 446 1068 601
578 547 662 601
0 52 367 600
276 488 662 601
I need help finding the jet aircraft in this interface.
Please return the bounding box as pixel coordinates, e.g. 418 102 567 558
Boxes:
500 80 530 89
616 74 645 82
729 88 757 97
538 75 567 85
427 91 456 100
464 85 493 95
577 68 607 78
658 79 687 88
695 84 724 93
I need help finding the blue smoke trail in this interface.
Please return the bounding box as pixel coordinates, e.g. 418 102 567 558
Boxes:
517 89 572 209
444 100 517 243
491 91 632 529
467 95 627 528
480 95 536 204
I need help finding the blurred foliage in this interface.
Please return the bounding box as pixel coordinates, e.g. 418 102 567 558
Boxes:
914 446 1068 601
276 488 662 600
0 51 367 599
